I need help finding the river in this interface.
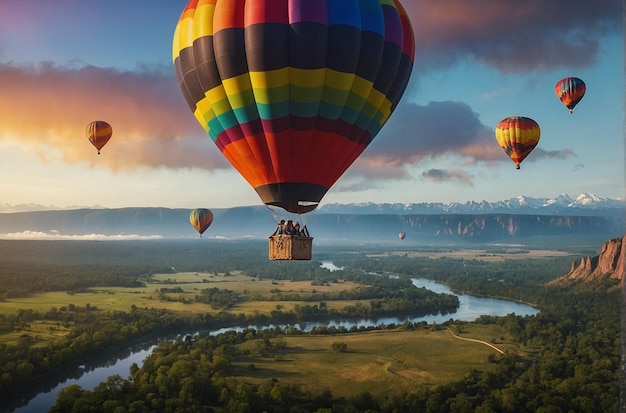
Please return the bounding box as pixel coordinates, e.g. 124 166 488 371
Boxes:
9 264 538 413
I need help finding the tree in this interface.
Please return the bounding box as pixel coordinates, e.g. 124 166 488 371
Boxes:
331 342 348 353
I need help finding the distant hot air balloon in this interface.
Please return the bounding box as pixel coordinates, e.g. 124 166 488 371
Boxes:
189 208 214 237
555 77 586 114
86 121 112 154
495 116 540 170
172 0 415 215
398 232 406 240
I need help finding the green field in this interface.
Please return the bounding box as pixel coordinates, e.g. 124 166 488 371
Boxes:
0 271 363 317
232 325 523 397
0 271 370 348
0 269 530 396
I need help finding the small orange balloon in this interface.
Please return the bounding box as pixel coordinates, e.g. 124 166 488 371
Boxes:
86 121 112 154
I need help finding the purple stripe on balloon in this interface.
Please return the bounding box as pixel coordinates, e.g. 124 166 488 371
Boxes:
289 0 328 24
383 5 402 46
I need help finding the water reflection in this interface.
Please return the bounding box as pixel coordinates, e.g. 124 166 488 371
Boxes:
7 342 155 413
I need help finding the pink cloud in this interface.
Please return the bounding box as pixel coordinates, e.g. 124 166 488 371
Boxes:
366 101 502 165
403 0 619 72
421 168 474 186
0 62 228 171
1 1 614 181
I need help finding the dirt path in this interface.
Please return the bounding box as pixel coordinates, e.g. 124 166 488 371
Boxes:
446 328 505 354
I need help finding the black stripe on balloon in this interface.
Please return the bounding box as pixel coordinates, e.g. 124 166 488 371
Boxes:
193 35 223 92
245 23 289 72
326 24 361 73
174 59 198 112
373 41 402 94
387 53 413 111
213 27 249 80
176 48 206 109
289 22 327 70
354 31 385 82
254 182 329 214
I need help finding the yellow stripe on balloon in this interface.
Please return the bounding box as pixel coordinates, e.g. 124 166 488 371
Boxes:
324 69 356 92
290 68 325 88
221 74 255 109
193 1 217 40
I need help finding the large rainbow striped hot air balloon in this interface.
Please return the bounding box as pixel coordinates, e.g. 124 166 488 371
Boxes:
173 0 415 214
495 116 541 170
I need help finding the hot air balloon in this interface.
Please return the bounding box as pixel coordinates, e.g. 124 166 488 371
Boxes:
172 0 415 215
495 116 540 170
555 77 586 114
86 121 112 154
398 232 406 240
189 208 214 237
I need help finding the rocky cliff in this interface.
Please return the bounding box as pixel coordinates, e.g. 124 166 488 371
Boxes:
563 235 626 284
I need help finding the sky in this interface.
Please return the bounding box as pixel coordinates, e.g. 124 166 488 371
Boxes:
0 0 623 212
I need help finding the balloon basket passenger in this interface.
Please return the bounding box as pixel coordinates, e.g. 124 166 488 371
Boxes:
269 220 313 261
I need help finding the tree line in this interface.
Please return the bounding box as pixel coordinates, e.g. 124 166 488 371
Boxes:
0 239 620 411
47 285 619 413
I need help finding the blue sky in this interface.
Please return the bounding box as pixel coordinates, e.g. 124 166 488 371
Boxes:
0 0 622 212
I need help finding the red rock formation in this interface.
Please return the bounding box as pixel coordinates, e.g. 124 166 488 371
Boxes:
565 235 626 284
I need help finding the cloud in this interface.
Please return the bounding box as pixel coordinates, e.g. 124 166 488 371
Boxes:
403 0 620 73
334 98 579 186
342 99 580 185
0 231 163 241
525 148 576 162
421 169 474 186
0 62 228 171
1 1 612 182
0 64 509 183
359 100 501 165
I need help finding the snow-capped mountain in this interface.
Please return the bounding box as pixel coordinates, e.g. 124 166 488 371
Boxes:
318 193 624 217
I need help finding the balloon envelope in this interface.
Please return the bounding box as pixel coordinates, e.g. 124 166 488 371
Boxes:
173 0 415 214
189 208 214 237
86 121 112 154
398 232 405 240
555 77 586 114
494 116 540 169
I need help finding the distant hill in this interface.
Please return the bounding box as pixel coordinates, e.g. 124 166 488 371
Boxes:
0 205 622 244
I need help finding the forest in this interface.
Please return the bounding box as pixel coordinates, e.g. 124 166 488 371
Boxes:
0 239 620 412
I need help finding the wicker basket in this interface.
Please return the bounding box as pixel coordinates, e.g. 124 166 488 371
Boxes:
269 235 313 260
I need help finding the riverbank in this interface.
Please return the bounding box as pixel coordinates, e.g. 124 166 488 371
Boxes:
6 274 539 412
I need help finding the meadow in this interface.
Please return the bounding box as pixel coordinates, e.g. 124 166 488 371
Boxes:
1 239 618 412
0 271 365 317
0 265 532 403
232 324 523 398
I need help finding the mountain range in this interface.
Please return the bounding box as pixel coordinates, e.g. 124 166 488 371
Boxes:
316 193 624 217
1 193 622 216
0 193 622 243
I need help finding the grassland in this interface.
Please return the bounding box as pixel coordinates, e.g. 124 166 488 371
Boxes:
232 324 524 397
368 247 573 262
0 270 369 349
0 271 364 317
0 242 543 400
